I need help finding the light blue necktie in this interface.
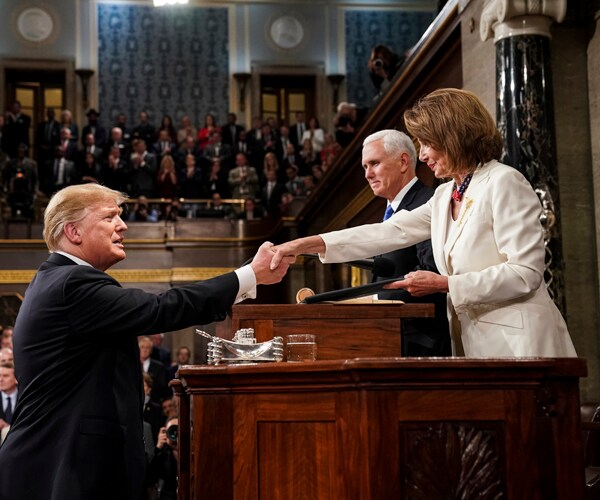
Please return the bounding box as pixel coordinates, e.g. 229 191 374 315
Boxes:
383 204 394 221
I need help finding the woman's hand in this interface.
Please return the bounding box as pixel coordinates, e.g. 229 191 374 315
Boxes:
385 270 449 297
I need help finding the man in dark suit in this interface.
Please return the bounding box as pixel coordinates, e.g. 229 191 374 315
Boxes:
4 101 31 158
362 129 450 356
0 183 292 500
220 112 244 147
81 109 108 150
288 111 306 153
35 108 61 172
0 362 17 429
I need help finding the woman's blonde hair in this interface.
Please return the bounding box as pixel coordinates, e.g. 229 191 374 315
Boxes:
43 184 127 252
404 88 503 175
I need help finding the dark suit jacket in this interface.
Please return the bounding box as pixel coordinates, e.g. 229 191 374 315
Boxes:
221 124 244 146
0 253 238 500
373 180 451 357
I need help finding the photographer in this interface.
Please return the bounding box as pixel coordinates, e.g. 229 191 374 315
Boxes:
2 143 38 218
128 195 159 222
148 417 179 500
367 44 405 101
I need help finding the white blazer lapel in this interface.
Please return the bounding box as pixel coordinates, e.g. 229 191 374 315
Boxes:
432 182 453 276
442 165 490 269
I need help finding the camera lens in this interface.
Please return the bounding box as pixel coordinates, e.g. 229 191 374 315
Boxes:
166 424 178 443
373 58 384 68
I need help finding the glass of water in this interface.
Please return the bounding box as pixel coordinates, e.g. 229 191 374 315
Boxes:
285 334 317 362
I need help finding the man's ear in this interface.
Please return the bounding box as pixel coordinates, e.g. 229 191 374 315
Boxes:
399 152 411 173
63 222 82 245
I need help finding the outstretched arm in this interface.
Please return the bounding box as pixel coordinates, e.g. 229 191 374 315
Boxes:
270 235 326 270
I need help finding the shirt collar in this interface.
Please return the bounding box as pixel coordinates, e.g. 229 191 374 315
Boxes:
389 176 418 211
54 251 93 267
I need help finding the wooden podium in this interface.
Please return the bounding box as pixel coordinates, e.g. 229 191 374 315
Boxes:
174 357 586 500
228 303 434 359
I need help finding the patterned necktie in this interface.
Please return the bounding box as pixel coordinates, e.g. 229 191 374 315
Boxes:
5 396 12 424
383 205 394 221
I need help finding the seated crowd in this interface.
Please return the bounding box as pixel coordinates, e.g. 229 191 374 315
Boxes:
1 106 346 221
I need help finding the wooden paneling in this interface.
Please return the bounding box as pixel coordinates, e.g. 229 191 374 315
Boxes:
178 358 586 500
231 304 435 359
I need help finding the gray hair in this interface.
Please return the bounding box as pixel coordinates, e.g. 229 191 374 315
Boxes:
363 129 417 169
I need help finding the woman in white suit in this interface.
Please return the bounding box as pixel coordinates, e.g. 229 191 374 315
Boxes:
270 88 576 358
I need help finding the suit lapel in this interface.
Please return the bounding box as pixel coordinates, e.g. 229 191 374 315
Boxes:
397 180 422 211
442 164 491 269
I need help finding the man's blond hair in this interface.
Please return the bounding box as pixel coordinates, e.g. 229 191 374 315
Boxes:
43 184 127 252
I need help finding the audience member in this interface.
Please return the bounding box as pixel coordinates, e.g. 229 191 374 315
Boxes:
0 362 18 429
4 101 31 157
153 129 176 162
334 102 358 147
197 113 220 151
78 152 102 185
263 151 284 183
130 139 157 197
59 127 78 162
320 132 341 165
299 138 320 174
284 165 303 196
133 111 156 146
220 112 244 147
176 115 197 146
177 135 200 169
289 111 306 152
0 348 13 365
301 117 325 153
275 125 292 163
60 109 79 143
238 197 264 220
166 346 191 381
108 126 130 160
150 333 172 367
80 132 104 166
2 144 38 217
81 109 107 149
161 398 178 420
35 108 61 172
128 195 159 222
139 336 169 402
50 144 78 193
228 153 259 199
156 155 178 200
233 129 251 156
102 145 130 192
178 154 203 212
147 417 179 500
142 372 165 447
204 158 229 198
203 130 233 168
114 112 132 144
158 115 178 145
198 192 233 218
261 166 287 217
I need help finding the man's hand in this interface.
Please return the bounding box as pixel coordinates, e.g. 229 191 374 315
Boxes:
250 241 294 285
384 270 449 297
0 418 9 430
156 427 168 449
270 236 326 271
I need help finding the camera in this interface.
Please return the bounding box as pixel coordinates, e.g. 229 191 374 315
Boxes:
373 58 385 69
166 424 178 444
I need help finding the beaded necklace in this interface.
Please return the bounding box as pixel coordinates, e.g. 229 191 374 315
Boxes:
451 173 473 202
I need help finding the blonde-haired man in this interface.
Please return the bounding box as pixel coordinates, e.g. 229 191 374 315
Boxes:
0 183 292 500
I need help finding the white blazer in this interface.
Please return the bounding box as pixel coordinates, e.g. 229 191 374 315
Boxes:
320 160 576 358
301 128 325 152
